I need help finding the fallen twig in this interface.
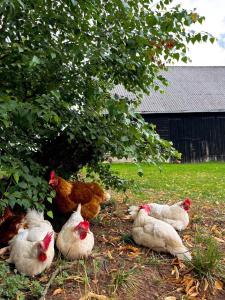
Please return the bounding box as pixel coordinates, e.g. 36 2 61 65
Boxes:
39 266 61 300
39 261 78 300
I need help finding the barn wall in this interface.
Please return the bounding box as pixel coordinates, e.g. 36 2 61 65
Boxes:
142 112 225 162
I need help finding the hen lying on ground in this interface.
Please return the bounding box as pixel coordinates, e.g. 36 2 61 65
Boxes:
129 198 191 231
131 204 192 261
56 203 94 260
7 209 55 276
49 171 110 219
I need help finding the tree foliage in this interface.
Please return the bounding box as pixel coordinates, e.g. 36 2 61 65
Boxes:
0 0 211 212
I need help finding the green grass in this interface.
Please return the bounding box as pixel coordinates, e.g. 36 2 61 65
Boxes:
190 233 225 280
111 162 225 204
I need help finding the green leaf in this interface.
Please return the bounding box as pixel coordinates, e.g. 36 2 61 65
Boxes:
173 53 180 61
13 173 20 184
47 210 53 219
29 55 41 67
181 57 188 63
121 136 129 142
18 182 28 189
50 52 56 59
47 197 52 203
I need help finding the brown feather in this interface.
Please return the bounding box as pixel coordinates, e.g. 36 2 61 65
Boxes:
0 213 27 246
51 175 107 219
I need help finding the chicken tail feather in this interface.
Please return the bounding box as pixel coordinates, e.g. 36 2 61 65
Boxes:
167 245 192 261
26 209 44 225
76 203 82 214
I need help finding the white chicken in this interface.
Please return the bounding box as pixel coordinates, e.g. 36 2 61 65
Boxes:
7 209 55 276
131 204 192 261
56 203 94 260
129 198 191 231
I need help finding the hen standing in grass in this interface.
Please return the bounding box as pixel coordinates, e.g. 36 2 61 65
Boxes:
131 204 192 261
7 209 55 276
56 204 94 260
129 198 191 231
49 170 110 219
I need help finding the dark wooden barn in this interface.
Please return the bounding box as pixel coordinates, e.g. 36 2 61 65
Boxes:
114 67 225 162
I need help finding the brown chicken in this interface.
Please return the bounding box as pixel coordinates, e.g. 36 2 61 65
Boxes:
49 171 110 219
0 207 14 226
0 208 27 247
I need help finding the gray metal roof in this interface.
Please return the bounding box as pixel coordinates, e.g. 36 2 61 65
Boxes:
113 66 225 114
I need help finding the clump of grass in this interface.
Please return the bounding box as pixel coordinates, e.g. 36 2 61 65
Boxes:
192 214 204 224
146 254 163 266
110 267 138 294
190 234 224 280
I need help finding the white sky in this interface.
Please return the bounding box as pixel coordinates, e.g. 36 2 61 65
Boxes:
173 0 225 65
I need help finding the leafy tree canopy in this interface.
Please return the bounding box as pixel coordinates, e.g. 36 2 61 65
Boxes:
0 0 212 212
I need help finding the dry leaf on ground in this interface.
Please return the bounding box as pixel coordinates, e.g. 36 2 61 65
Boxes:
171 266 179 280
119 245 140 253
203 278 209 291
164 297 176 300
214 280 223 290
39 275 49 283
214 237 225 243
52 288 64 296
107 250 114 260
79 291 109 300
182 276 195 293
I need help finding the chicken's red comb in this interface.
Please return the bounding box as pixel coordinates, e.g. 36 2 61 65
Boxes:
77 220 90 230
50 170 55 179
183 198 192 206
42 232 53 250
139 204 151 214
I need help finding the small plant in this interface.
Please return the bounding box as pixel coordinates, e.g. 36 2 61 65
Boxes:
92 259 101 283
53 270 69 286
190 234 224 280
78 259 91 292
146 254 163 266
110 267 137 294
121 233 136 245
192 214 204 224
0 262 43 299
